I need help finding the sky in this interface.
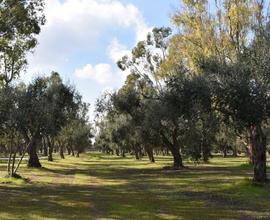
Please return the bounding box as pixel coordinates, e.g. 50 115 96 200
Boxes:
24 0 179 119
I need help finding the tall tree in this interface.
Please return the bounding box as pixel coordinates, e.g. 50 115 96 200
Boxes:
0 0 45 85
170 0 269 182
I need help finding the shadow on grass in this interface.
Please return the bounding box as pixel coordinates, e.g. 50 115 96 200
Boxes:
0 153 270 220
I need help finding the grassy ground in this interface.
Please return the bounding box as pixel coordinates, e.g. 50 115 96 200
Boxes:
0 153 269 220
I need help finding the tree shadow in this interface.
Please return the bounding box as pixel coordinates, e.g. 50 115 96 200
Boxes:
0 154 270 220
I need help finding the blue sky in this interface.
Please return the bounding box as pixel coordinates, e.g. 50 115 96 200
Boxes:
25 0 179 119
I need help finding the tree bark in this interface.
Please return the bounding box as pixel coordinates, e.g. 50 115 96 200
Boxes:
47 137 53 162
145 147 155 163
247 134 255 165
7 150 12 176
134 150 140 160
248 125 267 183
14 142 30 174
59 144 65 159
70 146 75 156
11 151 17 176
161 131 183 168
133 146 141 160
67 147 71 155
171 147 183 168
28 134 42 168
43 138 48 156
201 139 211 162
115 149 120 156
232 145 238 157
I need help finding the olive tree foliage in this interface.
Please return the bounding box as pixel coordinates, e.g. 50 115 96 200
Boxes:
113 28 186 165
201 35 270 182
155 72 218 165
95 73 159 162
169 0 270 182
0 72 91 177
95 28 218 167
96 1 270 183
15 73 78 167
57 99 93 158
0 0 45 85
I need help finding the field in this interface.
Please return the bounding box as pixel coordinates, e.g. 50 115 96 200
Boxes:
0 153 270 220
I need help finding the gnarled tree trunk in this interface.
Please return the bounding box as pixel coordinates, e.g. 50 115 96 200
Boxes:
248 125 267 183
28 134 42 168
161 131 183 168
171 147 183 168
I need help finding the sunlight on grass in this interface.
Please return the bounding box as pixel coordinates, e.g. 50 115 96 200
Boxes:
0 153 269 219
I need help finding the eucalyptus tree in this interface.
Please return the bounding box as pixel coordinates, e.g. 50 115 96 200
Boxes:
117 27 172 89
168 0 264 72
0 0 45 85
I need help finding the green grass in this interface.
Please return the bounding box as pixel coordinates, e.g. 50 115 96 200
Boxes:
0 153 269 220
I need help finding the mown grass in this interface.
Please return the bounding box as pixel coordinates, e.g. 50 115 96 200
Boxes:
0 153 269 220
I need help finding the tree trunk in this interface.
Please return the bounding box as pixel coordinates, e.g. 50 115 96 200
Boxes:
247 134 255 165
232 145 238 157
133 146 140 160
223 144 227 158
47 137 53 162
171 147 183 168
248 125 267 183
14 142 31 174
67 147 71 155
145 147 155 163
134 151 140 160
71 146 75 156
28 135 42 168
43 138 48 156
76 152 80 157
11 151 17 177
59 144 65 159
201 139 211 162
7 150 12 176
161 131 183 168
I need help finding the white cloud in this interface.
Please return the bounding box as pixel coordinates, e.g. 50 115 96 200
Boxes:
27 0 149 72
107 38 130 63
74 63 114 85
24 0 155 116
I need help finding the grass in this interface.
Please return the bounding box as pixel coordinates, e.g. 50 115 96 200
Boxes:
0 153 269 220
